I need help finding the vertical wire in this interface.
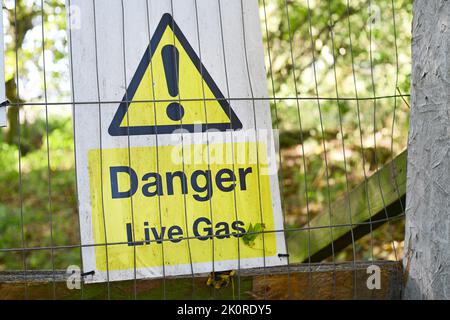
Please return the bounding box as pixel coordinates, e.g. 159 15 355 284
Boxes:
282 0 313 298
326 0 357 299
305 0 336 298
346 0 375 261
67 0 84 299
92 0 111 298
389 0 403 261
13 0 28 299
239 0 267 298
367 0 399 266
260 0 291 299
217 0 242 299
368 4 380 298
192 0 216 299
39 0 56 299
119 0 138 299
168 0 196 298
144 0 167 300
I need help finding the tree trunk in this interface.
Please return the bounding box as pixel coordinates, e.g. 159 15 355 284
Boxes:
404 0 450 299
5 78 20 145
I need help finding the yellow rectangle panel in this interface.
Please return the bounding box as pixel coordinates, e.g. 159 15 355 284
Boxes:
87 141 276 271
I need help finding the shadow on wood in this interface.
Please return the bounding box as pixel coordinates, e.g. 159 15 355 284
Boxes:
0 261 401 300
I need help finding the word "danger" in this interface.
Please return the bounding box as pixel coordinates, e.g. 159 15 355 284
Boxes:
110 166 253 202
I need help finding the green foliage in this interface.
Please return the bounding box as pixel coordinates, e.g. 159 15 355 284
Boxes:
0 143 19 181
242 223 265 248
0 0 411 270
0 116 78 270
262 0 411 228
4 0 69 102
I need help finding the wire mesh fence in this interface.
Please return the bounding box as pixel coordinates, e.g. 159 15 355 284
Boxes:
0 0 411 299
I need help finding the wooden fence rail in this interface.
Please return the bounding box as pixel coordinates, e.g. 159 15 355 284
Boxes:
0 261 402 300
288 150 407 263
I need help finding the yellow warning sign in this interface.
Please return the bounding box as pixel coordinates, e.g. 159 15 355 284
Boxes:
109 13 242 136
88 142 277 271
75 12 286 281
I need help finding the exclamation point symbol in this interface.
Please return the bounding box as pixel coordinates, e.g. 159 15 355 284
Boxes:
162 45 184 121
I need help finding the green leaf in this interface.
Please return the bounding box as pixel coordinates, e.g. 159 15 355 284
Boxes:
242 223 265 248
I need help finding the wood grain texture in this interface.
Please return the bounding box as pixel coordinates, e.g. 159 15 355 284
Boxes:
404 0 450 299
0 261 401 300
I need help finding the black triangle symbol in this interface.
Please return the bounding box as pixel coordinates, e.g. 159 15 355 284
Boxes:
108 13 243 136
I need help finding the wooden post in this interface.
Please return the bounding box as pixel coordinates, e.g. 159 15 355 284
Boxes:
404 0 450 299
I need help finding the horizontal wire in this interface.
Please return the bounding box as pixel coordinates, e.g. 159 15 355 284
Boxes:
0 213 405 254
8 94 410 107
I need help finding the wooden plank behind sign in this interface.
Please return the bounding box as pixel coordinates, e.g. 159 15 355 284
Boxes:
287 150 407 263
0 261 402 300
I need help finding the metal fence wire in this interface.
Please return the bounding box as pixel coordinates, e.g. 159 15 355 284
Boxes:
0 0 411 299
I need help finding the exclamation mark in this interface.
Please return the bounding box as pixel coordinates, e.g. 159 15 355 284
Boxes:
162 45 184 121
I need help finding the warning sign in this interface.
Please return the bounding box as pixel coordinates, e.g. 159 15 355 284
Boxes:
70 0 286 283
88 142 277 273
109 13 242 136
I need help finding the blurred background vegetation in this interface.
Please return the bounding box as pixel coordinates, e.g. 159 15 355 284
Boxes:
0 0 411 271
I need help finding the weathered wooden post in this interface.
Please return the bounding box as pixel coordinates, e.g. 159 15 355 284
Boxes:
404 0 450 299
